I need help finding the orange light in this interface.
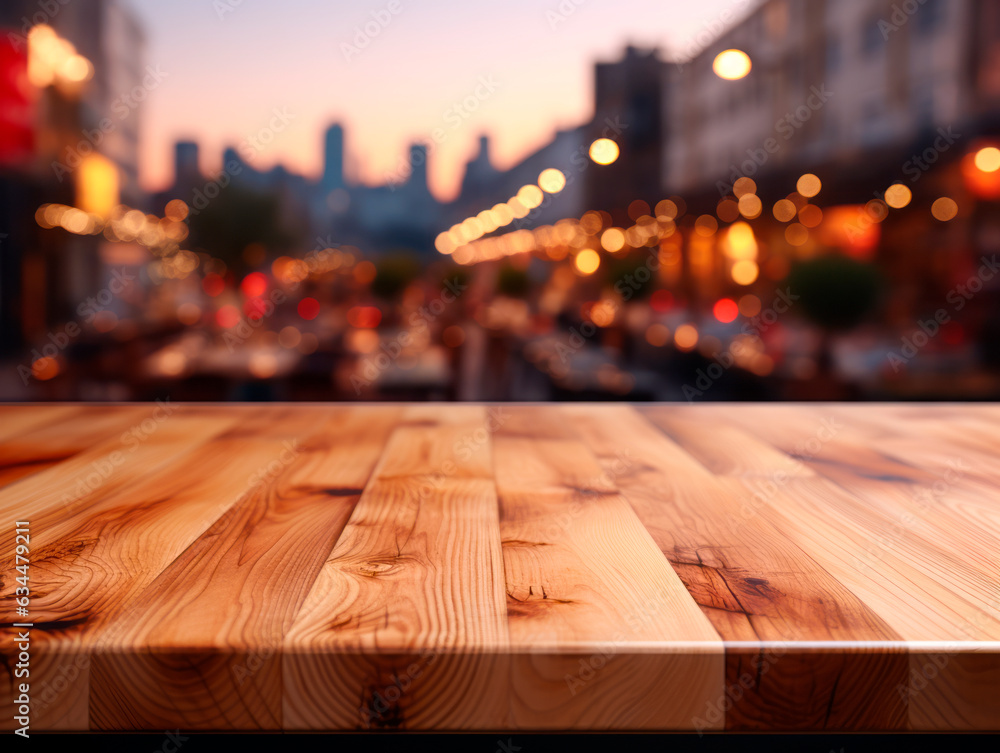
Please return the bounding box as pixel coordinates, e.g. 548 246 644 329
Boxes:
818 205 881 260
731 260 759 285
733 177 756 198
165 199 189 221
961 152 1000 199
884 184 912 209
931 197 958 221
796 174 822 198
600 228 626 253
76 155 119 219
354 260 377 284
974 147 1000 173
589 138 620 165
517 184 544 209
347 306 382 329
674 324 699 351
574 249 600 275
773 199 797 222
645 323 671 347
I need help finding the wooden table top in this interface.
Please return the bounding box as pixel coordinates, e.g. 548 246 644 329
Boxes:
1 403 998 732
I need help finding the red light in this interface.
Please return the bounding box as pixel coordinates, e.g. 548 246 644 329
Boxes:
202 273 225 297
244 298 267 318
713 298 739 323
651 289 674 312
240 272 268 298
215 304 240 328
298 297 320 320
347 306 382 329
942 322 965 346
0 39 35 167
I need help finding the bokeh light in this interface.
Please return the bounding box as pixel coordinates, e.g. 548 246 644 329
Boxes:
674 324 699 351
574 249 600 275
589 138 620 165
974 146 1000 173
885 184 912 209
538 168 566 193
298 297 321 320
713 298 739 323
713 49 752 80
931 197 959 221
796 174 822 198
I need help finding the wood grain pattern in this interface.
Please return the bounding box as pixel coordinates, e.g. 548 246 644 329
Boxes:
1 403 998 731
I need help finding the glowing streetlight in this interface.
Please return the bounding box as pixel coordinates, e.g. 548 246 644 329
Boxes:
713 49 752 80
589 138 620 165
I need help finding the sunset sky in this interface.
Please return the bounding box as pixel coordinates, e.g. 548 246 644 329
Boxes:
130 0 754 201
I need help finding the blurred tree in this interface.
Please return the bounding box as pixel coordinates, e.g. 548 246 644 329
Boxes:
187 186 300 273
787 254 882 331
609 257 656 299
371 254 421 300
786 254 883 395
496 265 531 298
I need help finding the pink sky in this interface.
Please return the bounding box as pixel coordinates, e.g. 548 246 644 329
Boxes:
130 0 751 201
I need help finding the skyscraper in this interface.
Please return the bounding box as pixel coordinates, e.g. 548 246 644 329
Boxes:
407 143 430 194
174 141 201 187
321 124 345 191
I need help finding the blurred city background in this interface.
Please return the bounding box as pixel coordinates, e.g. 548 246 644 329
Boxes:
2 0 1000 402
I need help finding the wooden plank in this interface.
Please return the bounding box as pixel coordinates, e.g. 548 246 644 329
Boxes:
576 406 906 730
493 406 723 730
643 408 815 478
0 405 83 442
284 406 509 730
748 478 1000 730
0 412 270 730
88 407 402 730
0 403 997 732
0 406 151 490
